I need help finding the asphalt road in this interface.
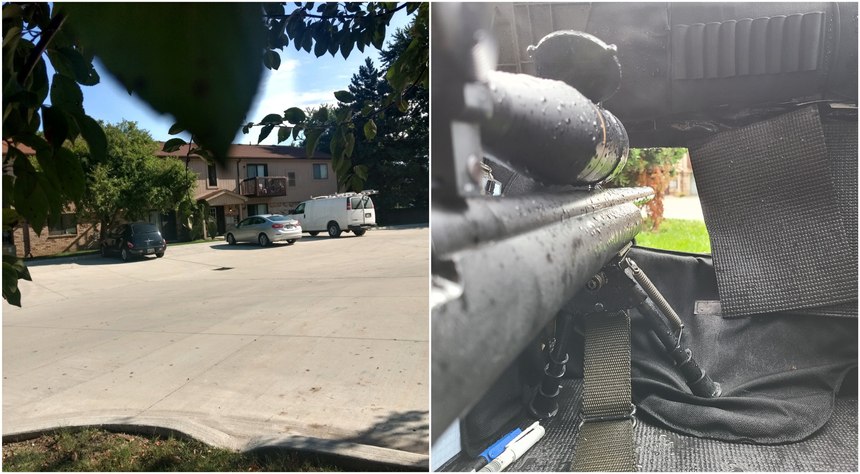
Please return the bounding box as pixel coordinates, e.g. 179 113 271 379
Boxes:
3 228 429 467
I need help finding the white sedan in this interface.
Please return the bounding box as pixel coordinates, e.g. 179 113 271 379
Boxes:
226 214 302 247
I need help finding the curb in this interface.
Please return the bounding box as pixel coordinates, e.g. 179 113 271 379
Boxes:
4 417 428 470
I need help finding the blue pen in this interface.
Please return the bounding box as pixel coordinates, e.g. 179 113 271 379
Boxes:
470 428 522 472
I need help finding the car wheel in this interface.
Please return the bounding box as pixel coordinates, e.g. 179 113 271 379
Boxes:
353 228 367 237
156 251 164 258
121 248 130 262
258 233 270 247
287 239 296 245
308 231 319 236
226 233 236 245
327 222 341 238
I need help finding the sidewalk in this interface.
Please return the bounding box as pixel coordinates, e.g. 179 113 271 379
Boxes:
663 196 705 221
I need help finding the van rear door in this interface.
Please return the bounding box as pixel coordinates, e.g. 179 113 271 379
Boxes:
349 195 376 226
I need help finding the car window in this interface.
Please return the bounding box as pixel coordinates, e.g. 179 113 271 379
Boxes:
238 218 253 227
350 196 374 209
294 203 305 213
269 215 290 222
252 217 265 225
131 223 159 234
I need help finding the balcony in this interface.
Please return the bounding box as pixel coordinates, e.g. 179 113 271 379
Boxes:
240 176 287 197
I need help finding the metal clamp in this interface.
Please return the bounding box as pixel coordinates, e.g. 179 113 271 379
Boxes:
577 404 637 430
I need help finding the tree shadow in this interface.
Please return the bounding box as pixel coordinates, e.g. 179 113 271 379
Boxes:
248 410 429 470
71 255 163 266
209 242 298 251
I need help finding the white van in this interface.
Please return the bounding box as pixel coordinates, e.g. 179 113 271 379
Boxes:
287 190 377 237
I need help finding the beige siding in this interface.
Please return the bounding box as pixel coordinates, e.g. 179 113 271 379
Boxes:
171 156 336 220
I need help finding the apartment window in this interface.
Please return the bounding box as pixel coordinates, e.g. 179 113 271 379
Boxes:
207 163 217 186
48 213 77 236
247 203 268 216
247 164 268 178
287 172 296 187
313 163 328 180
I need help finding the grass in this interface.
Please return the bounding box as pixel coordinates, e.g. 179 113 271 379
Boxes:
2 428 348 472
636 218 711 254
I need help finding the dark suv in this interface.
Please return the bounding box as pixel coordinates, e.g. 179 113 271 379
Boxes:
101 222 167 262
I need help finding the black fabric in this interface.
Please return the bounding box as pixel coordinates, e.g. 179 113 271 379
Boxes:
689 106 857 317
822 116 858 272
628 246 858 444
636 397 859 472
439 378 858 472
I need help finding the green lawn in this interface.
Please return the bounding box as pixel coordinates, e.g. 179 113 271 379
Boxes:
1 428 373 472
636 218 711 254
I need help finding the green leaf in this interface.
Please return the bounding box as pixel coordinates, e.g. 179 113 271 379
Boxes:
313 34 328 57
57 47 100 86
263 50 281 70
363 119 377 140
340 38 355 59
292 125 302 141
30 56 50 105
162 138 187 153
3 208 20 229
334 90 355 103
277 126 292 143
258 124 274 143
371 26 385 50
49 73 83 113
259 113 283 125
344 132 355 158
349 174 364 192
7 255 32 281
168 122 185 135
12 156 48 234
305 128 322 158
60 3 266 164
41 106 68 148
302 30 313 52
284 107 306 124
74 113 107 163
330 131 345 161
354 164 368 180
3 261 22 307
190 147 214 162
54 146 85 201
311 107 328 122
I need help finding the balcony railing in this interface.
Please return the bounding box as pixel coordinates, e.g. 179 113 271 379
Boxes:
240 176 287 197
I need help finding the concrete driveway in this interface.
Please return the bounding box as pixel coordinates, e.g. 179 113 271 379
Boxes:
3 228 429 467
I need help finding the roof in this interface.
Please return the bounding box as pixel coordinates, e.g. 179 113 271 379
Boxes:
196 189 248 205
2 142 36 155
155 143 331 160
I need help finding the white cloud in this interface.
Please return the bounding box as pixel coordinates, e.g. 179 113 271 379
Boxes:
240 58 342 145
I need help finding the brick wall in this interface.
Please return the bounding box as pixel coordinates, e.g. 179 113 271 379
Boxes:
13 222 100 258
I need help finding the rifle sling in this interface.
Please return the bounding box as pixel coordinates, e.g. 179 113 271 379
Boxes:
572 311 636 471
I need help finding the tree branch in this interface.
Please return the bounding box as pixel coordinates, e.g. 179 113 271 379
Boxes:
17 11 66 84
264 3 409 21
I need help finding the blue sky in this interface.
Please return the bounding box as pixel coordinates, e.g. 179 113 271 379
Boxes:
72 8 411 146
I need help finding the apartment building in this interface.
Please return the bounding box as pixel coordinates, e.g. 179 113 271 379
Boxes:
156 144 336 235
7 143 336 258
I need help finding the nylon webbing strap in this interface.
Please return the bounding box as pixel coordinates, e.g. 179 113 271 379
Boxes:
572 311 635 472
